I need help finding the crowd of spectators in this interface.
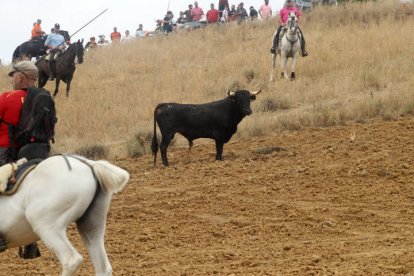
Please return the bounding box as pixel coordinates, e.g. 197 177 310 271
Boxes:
85 0 276 51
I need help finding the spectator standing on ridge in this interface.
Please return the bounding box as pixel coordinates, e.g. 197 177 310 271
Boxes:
250 6 259 20
54 23 71 44
207 3 220 23
163 11 174 34
176 11 187 25
236 2 248 23
259 0 273 20
218 0 229 17
97 34 109 46
0 61 38 165
191 1 204 22
228 4 237 21
85 36 97 50
31 19 45 39
110 27 121 42
136 24 146 38
184 4 193 22
44 28 66 80
122 30 133 42
221 5 230 22
270 0 308 56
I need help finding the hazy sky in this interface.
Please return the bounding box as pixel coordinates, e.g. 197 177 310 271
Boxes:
0 0 285 64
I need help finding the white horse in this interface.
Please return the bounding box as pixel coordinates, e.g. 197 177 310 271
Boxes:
0 155 129 276
270 12 301 81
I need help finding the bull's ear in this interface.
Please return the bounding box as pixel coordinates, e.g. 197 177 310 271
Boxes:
250 95 256 101
227 90 236 97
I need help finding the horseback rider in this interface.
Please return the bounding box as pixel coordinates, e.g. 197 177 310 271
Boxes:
270 0 308 57
31 19 45 40
44 28 66 81
54 23 71 45
0 61 38 165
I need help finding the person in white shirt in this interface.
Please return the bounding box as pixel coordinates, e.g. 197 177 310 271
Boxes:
135 24 146 38
122 30 134 42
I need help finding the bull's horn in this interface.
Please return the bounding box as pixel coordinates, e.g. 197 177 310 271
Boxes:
250 89 262 96
227 90 236 96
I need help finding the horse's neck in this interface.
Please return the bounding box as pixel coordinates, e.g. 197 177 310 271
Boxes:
61 46 77 64
286 28 298 40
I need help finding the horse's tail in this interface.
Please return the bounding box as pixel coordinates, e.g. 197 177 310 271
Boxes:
12 46 20 63
151 105 160 166
93 161 129 194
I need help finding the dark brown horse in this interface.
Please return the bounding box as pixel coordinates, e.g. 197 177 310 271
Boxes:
12 36 48 63
36 40 84 97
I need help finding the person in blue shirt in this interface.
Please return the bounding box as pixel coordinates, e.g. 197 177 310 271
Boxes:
44 28 66 80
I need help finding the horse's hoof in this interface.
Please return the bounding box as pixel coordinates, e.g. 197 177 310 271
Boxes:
18 243 41 259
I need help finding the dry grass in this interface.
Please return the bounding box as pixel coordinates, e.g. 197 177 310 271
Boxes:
0 0 413 157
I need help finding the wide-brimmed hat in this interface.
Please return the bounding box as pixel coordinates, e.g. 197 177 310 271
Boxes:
8 61 38 80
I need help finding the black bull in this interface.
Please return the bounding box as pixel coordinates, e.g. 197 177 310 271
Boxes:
151 89 261 166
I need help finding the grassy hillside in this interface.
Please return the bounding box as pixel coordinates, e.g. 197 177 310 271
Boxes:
1 0 413 157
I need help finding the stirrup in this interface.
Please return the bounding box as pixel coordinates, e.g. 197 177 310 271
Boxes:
270 47 276 54
301 50 308 57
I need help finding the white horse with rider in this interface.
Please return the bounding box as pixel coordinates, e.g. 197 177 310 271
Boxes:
270 0 308 81
0 155 129 275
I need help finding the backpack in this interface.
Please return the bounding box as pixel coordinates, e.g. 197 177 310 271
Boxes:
14 87 57 147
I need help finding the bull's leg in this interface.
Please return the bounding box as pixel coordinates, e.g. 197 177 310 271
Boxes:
215 141 224 161
160 134 173 166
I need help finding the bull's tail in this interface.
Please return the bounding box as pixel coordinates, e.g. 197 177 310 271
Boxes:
151 105 160 166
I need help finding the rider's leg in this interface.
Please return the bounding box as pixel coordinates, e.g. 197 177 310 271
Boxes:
49 51 55 80
271 25 283 54
299 27 308 57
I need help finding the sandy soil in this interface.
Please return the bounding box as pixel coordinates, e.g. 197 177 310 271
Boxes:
1 115 414 275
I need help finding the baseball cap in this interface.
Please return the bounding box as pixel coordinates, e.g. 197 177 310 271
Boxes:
8 61 38 80
55 23 60 28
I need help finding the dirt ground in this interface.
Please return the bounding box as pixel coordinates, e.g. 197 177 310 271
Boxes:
1 115 414 275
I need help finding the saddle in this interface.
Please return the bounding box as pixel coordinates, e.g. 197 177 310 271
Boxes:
45 48 65 61
0 159 42 196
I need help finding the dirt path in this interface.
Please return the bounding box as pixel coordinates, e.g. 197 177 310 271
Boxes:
1 116 414 275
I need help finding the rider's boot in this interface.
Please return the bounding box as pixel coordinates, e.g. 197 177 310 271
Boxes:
301 48 309 57
0 233 7 252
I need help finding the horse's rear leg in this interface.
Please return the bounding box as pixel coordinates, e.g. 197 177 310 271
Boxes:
54 79 61 97
290 55 298 80
76 190 113 275
35 228 83 276
281 55 289 80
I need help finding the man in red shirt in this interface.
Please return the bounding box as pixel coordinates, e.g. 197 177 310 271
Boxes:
110 27 121 42
207 3 220 23
0 61 38 165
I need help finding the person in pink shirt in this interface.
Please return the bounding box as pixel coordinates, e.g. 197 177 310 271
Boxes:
270 0 308 56
259 0 272 20
207 3 220 23
191 1 205 22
